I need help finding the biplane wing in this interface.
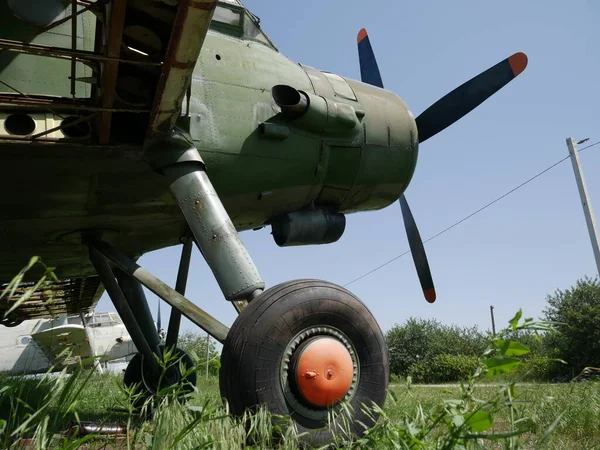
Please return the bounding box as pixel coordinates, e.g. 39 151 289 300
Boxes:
0 0 217 144
95 0 218 144
31 324 93 368
145 0 217 138
0 0 218 323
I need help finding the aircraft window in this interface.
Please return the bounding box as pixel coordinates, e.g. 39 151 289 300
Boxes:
90 314 111 325
322 72 358 101
211 2 276 50
213 5 242 26
109 313 122 324
242 12 276 49
19 336 31 345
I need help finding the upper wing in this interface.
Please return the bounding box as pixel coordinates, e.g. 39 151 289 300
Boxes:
145 0 217 138
0 0 217 144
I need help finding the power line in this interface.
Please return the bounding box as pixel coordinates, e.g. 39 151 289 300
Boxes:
579 140 600 152
343 140 600 288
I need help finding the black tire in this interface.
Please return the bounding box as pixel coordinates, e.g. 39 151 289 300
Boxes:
219 279 389 447
124 345 196 410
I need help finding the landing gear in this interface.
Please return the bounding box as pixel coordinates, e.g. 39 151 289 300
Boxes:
84 134 390 446
124 344 196 409
220 279 389 447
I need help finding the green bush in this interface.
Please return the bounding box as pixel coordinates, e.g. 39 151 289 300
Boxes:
515 357 565 381
385 318 487 377
178 331 221 376
543 276 600 374
408 353 479 384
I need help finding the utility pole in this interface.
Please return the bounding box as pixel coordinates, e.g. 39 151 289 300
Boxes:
206 331 210 379
566 137 600 277
489 305 496 336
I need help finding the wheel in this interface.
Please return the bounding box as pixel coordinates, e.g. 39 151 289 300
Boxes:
0 312 23 327
219 279 389 447
123 344 196 410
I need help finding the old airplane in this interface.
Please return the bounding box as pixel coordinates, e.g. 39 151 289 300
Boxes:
0 0 527 445
0 310 137 375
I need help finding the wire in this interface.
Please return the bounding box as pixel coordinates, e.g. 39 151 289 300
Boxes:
343 140 600 288
0 79 66 120
580 140 600 152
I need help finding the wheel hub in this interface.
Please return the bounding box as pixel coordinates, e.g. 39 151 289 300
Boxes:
292 337 353 407
280 325 359 419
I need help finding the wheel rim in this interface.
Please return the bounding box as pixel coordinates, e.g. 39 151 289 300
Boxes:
280 326 359 420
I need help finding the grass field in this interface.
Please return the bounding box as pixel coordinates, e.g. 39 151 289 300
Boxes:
1 369 599 449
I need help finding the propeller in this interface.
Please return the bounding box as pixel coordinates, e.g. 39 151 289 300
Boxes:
415 51 527 143
357 28 436 303
356 27 528 302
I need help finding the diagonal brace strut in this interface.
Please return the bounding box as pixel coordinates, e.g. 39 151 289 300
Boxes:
88 244 161 377
88 239 229 343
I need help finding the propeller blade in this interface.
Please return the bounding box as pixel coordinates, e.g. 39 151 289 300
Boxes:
399 195 436 303
356 28 436 303
357 28 384 88
415 52 528 143
157 298 161 331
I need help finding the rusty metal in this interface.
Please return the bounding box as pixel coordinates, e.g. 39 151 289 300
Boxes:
0 103 148 113
145 0 217 138
0 79 68 121
70 2 77 98
0 39 161 67
232 300 248 313
0 1 104 60
0 94 149 113
90 239 229 343
0 276 102 321
68 421 127 436
99 0 129 145
30 113 97 140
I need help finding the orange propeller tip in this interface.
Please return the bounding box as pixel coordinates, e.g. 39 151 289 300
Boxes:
424 288 436 303
509 52 528 76
357 28 368 43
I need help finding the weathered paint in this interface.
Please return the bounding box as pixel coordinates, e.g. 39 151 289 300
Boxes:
0 2 418 320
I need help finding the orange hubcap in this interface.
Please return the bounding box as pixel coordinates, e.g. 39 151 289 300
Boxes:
294 337 353 407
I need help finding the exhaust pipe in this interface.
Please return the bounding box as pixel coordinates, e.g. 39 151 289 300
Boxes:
271 85 308 118
271 84 359 133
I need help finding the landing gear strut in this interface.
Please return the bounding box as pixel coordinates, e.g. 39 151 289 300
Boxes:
88 241 201 407
86 133 390 446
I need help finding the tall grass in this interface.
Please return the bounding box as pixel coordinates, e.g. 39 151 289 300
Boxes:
2 258 599 448
1 353 599 448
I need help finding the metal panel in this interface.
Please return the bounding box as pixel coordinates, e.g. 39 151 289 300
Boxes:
145 0 217 138
0 276 103 322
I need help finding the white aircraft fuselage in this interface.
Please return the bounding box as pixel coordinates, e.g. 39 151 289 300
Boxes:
0 312 137 374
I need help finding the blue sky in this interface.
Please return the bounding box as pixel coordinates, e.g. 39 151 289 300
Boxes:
97 0 600 339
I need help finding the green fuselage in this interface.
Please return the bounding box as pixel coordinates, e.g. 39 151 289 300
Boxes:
0 10 419 298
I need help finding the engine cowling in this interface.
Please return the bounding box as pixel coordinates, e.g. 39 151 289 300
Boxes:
271 66 419 215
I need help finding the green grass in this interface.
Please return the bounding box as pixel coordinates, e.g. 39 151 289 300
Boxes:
1 369 598 449
387 383 600 449
2 264 597 449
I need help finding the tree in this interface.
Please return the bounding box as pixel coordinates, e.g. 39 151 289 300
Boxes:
177 331 221 376
385 318 439 377
385 318 487 377
543 276 600 375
